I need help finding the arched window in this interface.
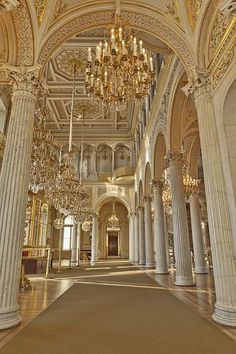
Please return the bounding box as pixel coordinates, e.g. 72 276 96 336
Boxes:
63 216 73 250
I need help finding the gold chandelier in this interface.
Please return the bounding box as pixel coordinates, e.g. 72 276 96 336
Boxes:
109 199 119 228
85 15 155 111
183 173 200 201
30 107 59 194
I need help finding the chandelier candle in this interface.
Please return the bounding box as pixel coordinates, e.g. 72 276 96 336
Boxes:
85 15 155 111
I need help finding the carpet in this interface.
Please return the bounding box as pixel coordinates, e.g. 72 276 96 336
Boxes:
0 262 235 354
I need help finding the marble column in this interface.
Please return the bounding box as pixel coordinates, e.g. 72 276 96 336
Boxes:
134 212 139 263
77 222 81 266
184 75 236 326
143 196 154 267
189 194 208 273
111 148 115 177
129 213 135 262
91 214 98 265
153 180 169 274
71 221 78 266
167 151 195 286
93 146 97 180
0 66 41 329
138 206 145 265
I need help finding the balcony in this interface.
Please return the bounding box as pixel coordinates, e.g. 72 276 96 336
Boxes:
113 166 135 184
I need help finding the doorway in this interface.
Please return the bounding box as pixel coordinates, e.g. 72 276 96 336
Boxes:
106 227 120 257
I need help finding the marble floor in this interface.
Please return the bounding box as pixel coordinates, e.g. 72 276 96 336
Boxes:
0 260 235 349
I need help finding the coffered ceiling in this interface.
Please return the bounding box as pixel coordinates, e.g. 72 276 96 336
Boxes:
44 28 170 145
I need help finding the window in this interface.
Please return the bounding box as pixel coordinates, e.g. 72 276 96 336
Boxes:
63 216 73 250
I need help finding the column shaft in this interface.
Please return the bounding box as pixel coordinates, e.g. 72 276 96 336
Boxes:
144 196 154 267
167 151 195 286
138 206 145 265
91 214 98 264
0 66 40 329
153 181 169 274
71 221 78 266
192 78 236 326
134 212 139 263
129 213 135 262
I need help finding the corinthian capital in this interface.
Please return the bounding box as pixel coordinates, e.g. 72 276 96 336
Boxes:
165 150 184 166
182 70 212 100
152 179 164 192
3 65 42 95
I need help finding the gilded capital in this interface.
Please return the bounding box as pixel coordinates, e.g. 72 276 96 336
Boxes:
152 179 164 192
165 150 184 166
143 195 152 203
4 65 42 96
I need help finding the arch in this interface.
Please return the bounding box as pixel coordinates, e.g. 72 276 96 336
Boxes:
187 135 201 179
37 7 195 77
153 133 167 180
114 143 130 170
168 71 189 150
95 193 132 215
144 162 152 196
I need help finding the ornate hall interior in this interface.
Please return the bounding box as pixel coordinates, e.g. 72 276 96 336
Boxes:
0 0 236 353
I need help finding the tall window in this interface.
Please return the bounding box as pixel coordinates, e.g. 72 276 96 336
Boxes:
63 216 73 250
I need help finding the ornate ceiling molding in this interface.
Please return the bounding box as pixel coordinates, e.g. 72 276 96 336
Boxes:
34 0 48 25
12 0 34 66
37 9 195 78
0 0 19 13
186 0 203 30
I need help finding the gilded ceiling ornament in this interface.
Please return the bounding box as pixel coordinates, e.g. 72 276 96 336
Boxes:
56 50 86 77
34 0 48 25
209 9 236 62
165 0 180 24
186 0 203 29
53 0 68 21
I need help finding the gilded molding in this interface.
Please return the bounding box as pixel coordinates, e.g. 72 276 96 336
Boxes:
12 0 34 66
34 0 48 25
37 10 195 77
0 0 19 12
53 0 68 21
186 0 203 30
165 0 180 25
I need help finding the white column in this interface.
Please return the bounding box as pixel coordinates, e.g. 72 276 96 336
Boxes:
71 221 78 266
93 146 97 180
77 222 81 266
130 145 135 168
111 148 115 176
189 194 208 274
134 212 139 263
167 151 195 286
138 206 145 265
153 180 169 274
129 213 135 262
185 75 236 326
164 212 170 265
91 214 98 265
143 196 154 267
0 66 40 329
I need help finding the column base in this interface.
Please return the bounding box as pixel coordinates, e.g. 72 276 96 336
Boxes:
175 276 195 286
145 263 155 268
71 261 78 267
0 305 21 330
139 260 146 265
155 267 169 275
195 266 209 274
213 303 236 327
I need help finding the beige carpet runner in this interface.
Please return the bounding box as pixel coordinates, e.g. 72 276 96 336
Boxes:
0 262 235 354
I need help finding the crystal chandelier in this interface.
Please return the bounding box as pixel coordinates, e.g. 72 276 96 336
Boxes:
85 15 155 111
162 182 172 215
109 199 119 228
183 173 200 201
30 107 59 194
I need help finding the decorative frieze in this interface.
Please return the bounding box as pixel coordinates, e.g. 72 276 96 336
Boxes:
0 0 19 13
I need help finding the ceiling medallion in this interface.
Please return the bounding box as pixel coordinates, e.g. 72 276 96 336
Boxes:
85 15 155 111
